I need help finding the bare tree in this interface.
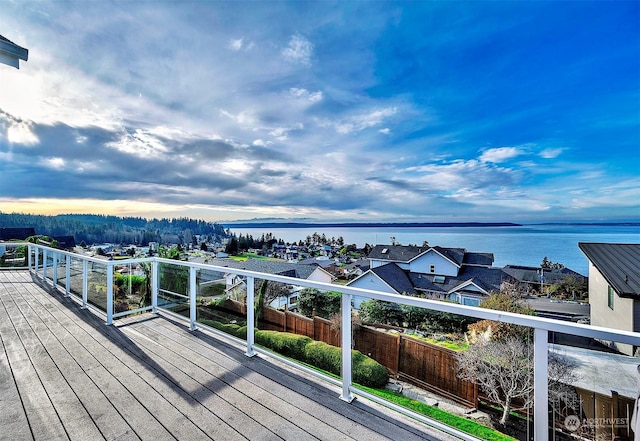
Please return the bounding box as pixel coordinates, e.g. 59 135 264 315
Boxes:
456 337 577 425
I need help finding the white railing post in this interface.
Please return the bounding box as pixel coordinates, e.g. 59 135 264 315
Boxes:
245 276 255 357
152 260 158 313
28 244 32 270
106 262 114 325
340 293 354 403
52 252 58 289
65 255 71 297
189 266 197 331
82 260 88 309
534 328 549 441
42 247 48 282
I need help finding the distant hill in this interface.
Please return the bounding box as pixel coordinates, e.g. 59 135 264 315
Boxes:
0 212 228 246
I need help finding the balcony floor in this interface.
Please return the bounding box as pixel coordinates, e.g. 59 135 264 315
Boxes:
0 270 456 441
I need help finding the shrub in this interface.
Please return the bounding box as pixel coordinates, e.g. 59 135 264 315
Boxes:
304 341 342 373
199 322 388 389
304 341 388 388
255 330 311 360
351 351 389 387
199 319 247 339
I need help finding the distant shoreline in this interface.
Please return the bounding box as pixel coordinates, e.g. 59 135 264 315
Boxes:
222 222 523 228
222 221 640 229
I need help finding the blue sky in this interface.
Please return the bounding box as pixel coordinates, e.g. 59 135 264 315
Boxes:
0 0 638 222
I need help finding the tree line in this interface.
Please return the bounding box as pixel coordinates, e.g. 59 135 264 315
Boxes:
0 212 228 246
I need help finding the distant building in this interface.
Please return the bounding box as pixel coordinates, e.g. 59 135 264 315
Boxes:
502 264 586 294
348 244 504 308
0 228 35 241
51 236 76 250
200 257 333 309
579 242 640 356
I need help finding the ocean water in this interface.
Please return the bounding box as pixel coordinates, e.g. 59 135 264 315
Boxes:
227 224 640 276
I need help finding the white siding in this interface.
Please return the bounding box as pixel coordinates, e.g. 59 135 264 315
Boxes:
370 259 409 270
349 272 398 309
409 250 458 276
307 268 333 283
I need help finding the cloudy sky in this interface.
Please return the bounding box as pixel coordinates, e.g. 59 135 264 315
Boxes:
1 0 638 223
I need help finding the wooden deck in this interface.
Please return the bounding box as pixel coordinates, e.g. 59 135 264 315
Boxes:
0 270 457 441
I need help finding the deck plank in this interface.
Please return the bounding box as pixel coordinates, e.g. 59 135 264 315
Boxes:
0 270 458 441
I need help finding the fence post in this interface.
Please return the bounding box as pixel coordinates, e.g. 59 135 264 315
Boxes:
152 260 158 313
340 293 354 403
28 244 32 271
189 266 197 331
106 262 113 325
82 259 88 309
65 255 71 297
52 252 58 289
245 276 255 357
534 328 549 441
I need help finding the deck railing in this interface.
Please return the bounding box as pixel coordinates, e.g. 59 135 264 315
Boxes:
4 242 639 441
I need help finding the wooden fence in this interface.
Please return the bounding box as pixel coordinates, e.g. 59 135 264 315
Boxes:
256 305 478 407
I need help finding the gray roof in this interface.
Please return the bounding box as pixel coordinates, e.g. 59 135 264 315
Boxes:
368 244 426 262
204 257 322 280
578 243 640 298
370 263 417 295
368 244 493 268
502 264 585 284
410 266 506 294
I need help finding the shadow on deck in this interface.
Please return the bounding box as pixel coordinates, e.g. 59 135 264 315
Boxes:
0 270 457 441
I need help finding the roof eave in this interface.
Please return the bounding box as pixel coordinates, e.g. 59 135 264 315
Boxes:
0 39 28 69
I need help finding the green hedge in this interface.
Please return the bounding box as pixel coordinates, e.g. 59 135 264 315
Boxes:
197 321 388 388
199 319 247 339
255 330 312 360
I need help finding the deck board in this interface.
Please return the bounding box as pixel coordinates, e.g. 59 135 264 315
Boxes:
0 270 457 441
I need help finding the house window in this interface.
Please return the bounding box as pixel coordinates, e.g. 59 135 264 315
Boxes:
430 264 435 273
289 296 298 305
608 286 614 310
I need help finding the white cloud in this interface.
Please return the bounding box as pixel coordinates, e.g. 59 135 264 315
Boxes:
252 139 271 147
106 129 169 158
6 119 39 146
282 34 313 65
287 87 323 102
330 107 397 134
479 146 523 163
379 128 391 135
539 148 563 159
41 157 66 169
229 38 254 51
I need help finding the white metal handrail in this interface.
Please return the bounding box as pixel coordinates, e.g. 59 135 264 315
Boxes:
8 242 640 441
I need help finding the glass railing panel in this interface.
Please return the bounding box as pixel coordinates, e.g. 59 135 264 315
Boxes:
0 243 29 268
113 261 151 314
55 253 67 290
549 331 637 441
86 260 108 312
195 267 249 340
253 283 346 382
157 262 190 317
43 250 55 284
67 255 84 299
